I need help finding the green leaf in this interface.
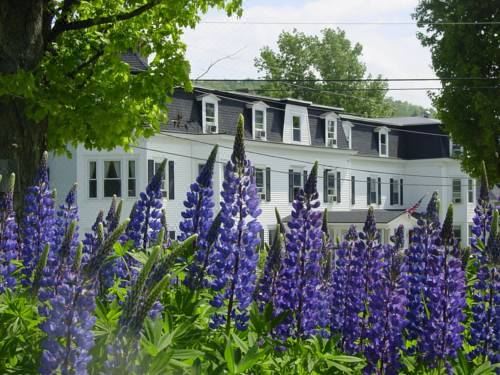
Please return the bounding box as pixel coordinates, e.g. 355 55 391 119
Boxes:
237 345 263 373
224 339 236 374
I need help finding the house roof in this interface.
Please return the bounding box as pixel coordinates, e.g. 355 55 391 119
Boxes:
340 114 441 127
121 52 148 73
284 209 409 224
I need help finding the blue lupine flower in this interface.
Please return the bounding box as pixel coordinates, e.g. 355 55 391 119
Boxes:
22 152 56 284
255 208 285 309
181 145 218 288
273 162 324 339
404 191 441 347
421 205 466 366
0 174 20 292
469 167 499 364
207 115 262 332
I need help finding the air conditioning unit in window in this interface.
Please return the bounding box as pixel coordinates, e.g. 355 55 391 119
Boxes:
257 130 266 139
208 124 217 133
453 198 462 204
259 192 266 200
328 139 336 147
328 195 336 203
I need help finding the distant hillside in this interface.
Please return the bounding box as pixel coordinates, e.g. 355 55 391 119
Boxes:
193 80 436 118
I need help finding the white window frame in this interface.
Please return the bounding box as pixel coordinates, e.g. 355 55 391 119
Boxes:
197 93 220 134
391 178 399 205
369 176 378 205
321 112 338 148
292 115 302 143
291 169 303 198
452 178 462 204
449 137 464 158
127 160 137 198
103 160 122 198
247 101 268 140
255 167 266 200
88 160 98 199
326 170 337 202
468 179 474 203
375 127 390 157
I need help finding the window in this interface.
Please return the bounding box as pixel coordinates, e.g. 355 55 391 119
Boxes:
254 109 265 138
292 116 301 142
292 171 302 198
104 161 121 197
391 178 399 205
369 177 378 204
375 127 389 157
89 161 97 198
468 224 473 245
154 161 168 198
205 103 215 127
326 171 336 202
450 139 463 158
453 225 462 244
452 179 462 203
255 168 266 200
128 161 136 197
351 176 355 205
468 179 474 203
326 119 337 147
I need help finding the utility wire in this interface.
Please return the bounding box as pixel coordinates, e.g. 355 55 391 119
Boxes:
158 131 468 181
199 20 500 26
132 144 471 188
194 77 499 82
192 88 449 138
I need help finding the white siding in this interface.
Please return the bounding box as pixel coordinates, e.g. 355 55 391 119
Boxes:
283 104 311 145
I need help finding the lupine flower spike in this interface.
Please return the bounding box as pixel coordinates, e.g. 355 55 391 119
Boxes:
207 114 262 332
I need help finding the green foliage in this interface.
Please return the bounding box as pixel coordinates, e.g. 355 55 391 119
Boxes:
384 97 436 118
254 28 391 117
0 0 243 153
414 0 500 182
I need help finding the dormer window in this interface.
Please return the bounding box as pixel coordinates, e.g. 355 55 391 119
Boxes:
449 137 463 158
375 126 390 157
247 101 268 140
293 116 301 142
196 93 220 134
321 112 338 148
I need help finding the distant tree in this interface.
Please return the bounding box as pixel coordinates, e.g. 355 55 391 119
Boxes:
384 97 436 118
0 0 242 202
254 28 391 117
414 1 500 182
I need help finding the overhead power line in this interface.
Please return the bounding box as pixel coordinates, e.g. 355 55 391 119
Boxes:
200 20 500 26
194 77 499 82
159 132 466 181
133 144 470 188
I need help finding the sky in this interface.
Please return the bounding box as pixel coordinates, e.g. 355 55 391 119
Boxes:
183 0 438 108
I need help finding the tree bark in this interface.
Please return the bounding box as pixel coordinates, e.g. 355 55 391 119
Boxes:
0 1 49 207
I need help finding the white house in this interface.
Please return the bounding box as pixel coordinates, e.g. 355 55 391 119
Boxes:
49 85 476 247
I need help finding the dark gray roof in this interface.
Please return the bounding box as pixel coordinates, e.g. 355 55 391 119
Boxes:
284 209 407 224
341 114 440 127
121 52 148 73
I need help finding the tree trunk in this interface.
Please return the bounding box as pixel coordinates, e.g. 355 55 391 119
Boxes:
0 0 49 208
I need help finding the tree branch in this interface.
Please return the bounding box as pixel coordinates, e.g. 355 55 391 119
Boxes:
194 47 247 80
50 0 161 40
66 49 105 79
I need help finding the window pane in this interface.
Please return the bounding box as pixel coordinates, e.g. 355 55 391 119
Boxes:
255 110 264 125
105 161 121 178
327 174 335 188
293 128 301 142
293 116 300 129
89 180 97 198
256 169 264 187
104 180 121 197
128 179 136 197
128 160 135 178
381 134 386 144
89 161 96 179
293 172 301 186
206 103 215 117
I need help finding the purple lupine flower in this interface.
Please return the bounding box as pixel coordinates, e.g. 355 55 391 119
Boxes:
22 152 56 283
0 174 20 292
181 145 218 288
404 191 441 348
255 208 285 309
54 184 79 260
273 162 324 339
124 160 165 250
206 115 262 332
420 205 466 367
364 237 408 375
469 167 500 364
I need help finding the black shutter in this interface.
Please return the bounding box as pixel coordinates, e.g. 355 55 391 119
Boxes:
367 177 371 205
351 176 355 205
323 169 330 203
168 160 175 200
336 172 341 203
377 177 382 205
265 167 271 202
148 159 154 183
303 170 308 187
390 178 394 205
288 169 294 202
400 179 404 205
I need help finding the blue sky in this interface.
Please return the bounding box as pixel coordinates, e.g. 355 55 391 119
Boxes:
183 0 436 108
